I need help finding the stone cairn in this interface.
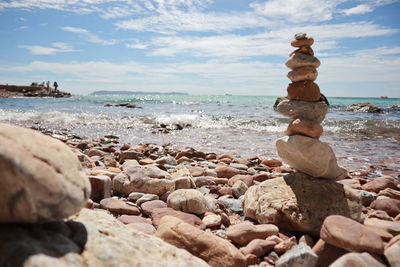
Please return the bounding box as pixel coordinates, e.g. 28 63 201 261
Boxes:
274 33 347 180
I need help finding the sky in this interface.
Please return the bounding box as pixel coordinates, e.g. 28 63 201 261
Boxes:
0 0 399 97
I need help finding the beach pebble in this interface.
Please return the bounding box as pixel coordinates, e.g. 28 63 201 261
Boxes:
243 172 362 236
156 216 247 267
128 192 145 202
112 165 174 196
215 166 246 178
261 158 282 167
0 123 90 223
88 175 112 203
287 81 321 101
155 155 177 165
219 196 243 213
285 53 320 70
274 236 297 254
364 218 400 236
226 221 279 245
287 66 318 82
274 98 328 123
232 180 248 198
330 252 385 267
100 198 141 215
151 207 205 229
275 243 318 267
117 215 151 225
119 150 144 163
276 135 348 180
202 213 222 227
337 179 362 190
285 118 323 139
240 239 276 257
140 199 167 216
361 176 399 193
167 189 217 215
385 235 400 267
367 210 393 221
312 239 347 267
320 215 384 254
136 194 159 206
355 189 377 206
378 188 400 200
370 198 400 217
87 148 107 157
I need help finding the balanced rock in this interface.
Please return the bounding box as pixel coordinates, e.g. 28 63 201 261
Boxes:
156 216 247 267
167 189 217 215
0 208 209 267
320 215 384 254
0 123 90 223
290 46 314 56
274 98 328 123
112 165 174 196
291 37 314 47
287 81 321 101
287 66 318 82
276 135 348 180
285 53 320 70
243 172 362 236
285 118 323 139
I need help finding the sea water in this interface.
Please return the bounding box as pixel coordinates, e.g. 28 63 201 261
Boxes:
1 94 399 170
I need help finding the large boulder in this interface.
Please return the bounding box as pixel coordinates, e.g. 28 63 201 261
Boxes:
276 135 348 180
0 123 90 223
112 165 174 196
274 98 328 123
0 209 209 267
285 53 321 69
243 173 362 236
346 102 383 113
156 216 246 267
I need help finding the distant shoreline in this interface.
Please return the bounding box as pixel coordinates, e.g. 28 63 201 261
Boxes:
91 90 188 96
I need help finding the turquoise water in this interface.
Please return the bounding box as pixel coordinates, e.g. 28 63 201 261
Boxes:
1 94 399 169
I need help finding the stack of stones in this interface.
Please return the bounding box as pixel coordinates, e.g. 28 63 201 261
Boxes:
275 33 347 180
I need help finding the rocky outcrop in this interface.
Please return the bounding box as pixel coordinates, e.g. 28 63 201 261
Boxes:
0 84 71 98
346 102 383 113
243 173 362 236
0 209 209 267
0 122 90 223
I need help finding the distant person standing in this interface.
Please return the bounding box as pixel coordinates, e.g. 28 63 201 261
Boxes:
53 81 58 91
46 81 50 88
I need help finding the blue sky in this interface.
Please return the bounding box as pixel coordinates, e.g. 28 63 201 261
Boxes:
0 0 399 97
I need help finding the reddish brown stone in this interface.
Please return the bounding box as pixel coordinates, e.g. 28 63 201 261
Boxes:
289 46 314 56
320 215 384 254
252 173 271 183
140 200 167 216
227 174 253 187
287 81 321 101
151 207 205 230
261 159 282 167
285 118 323 139
218 186 233 196
361 176 399 193
88 175 112 203
291 37 314 47
226 221 279 245
312 239 347 267
370 198 400 217
240 239 275 257
215 166 246 178
100 198 141 215
337 179 362 190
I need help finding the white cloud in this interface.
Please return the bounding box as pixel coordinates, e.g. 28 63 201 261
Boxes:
250 0 346 23
126 43 148 49
342 4 373 15
115 10 271 33
62 26 118 45
19 42 78 55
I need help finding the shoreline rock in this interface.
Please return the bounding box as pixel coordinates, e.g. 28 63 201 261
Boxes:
0 84 71 98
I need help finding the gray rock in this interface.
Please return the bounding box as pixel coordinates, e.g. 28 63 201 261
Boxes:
276 135 348 180
295 32 307 40
219 196 243 213
0 123 90 223
112 165 174 196
274 98 328 123
167 189 217 215
0 208 209 267
243 173 362 235
155 155 177 166
355 189 377 206
232 181 248 199
275 243 318 267
285 53 320 70
127 192 145 202
330 252 385 267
